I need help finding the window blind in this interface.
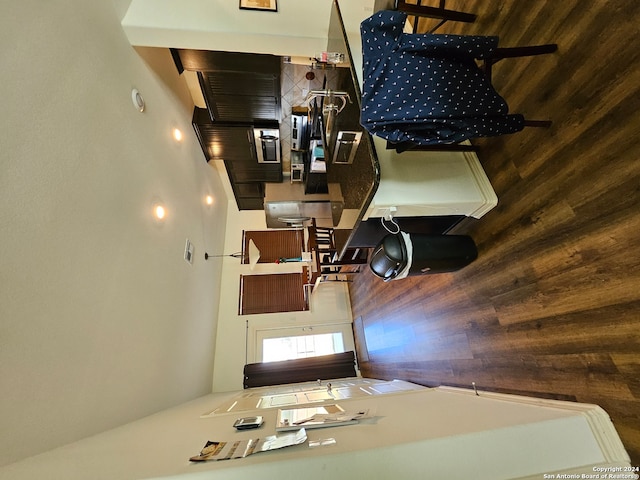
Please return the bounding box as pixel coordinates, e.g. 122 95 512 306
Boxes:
240 273 307 315
243 230 304 264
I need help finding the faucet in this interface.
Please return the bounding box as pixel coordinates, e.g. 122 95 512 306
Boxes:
306 89 352 115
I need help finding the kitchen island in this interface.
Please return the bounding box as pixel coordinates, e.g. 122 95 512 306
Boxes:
322 0 497 258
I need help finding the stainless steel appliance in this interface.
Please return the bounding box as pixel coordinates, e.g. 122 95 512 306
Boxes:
290 113 308 151
290 150 305 183
253 128 280 163
332 130 362 164
265 201 332 229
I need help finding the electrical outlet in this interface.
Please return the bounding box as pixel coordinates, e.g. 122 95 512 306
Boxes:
184 239 194 265
384 206 397 221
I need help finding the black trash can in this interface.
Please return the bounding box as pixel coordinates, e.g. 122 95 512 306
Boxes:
369 232 477 281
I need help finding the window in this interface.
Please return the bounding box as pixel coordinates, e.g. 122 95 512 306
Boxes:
262 333 345 362
243 230 304 264
250 324 356 363
239 273 307 315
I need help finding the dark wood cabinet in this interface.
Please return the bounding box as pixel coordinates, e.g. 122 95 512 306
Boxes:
304 172 329 194
192 107 283 210
349 216 465 248
174 49 280 75
232 182 266 211
174 49 281 123
224 159 282 210
236 197 267 211
192 108 253 162
225 161 282 184
198 71 280 123
177 47 285 211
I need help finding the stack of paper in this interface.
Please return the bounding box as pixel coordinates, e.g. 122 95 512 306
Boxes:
276 404 371 431
189 429 307 462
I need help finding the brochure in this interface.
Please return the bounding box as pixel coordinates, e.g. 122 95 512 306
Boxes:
276 404 371 431
189 428 307 462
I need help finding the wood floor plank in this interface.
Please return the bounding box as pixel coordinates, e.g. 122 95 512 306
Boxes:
351 0 640 465
466 301 640 358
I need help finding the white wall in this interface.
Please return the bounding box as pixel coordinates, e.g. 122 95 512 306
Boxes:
0 386 628 480
111 0 133 20
210 166 355 392
122 0 334 57
0 0 227 467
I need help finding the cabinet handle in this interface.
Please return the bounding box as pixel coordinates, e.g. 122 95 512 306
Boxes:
247 130 256 158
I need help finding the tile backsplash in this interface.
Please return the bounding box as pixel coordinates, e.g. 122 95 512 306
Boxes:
279 62 339 171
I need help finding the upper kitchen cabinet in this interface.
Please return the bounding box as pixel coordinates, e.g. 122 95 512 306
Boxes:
172 49 281 123
192 107 253 162
199 70 280 123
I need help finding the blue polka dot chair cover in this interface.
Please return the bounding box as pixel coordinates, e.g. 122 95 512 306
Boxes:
360 10 524 146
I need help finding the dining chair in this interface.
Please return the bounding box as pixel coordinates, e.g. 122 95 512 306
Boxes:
360 10 557 150
395 0 477 34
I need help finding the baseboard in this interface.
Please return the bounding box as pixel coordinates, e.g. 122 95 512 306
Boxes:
436 386 631 465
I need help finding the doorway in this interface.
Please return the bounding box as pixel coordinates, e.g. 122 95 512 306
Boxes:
247 323 355 364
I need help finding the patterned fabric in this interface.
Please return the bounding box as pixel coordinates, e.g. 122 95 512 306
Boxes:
360 10 524 146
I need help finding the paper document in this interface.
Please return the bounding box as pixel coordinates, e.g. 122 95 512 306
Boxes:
189 429 307 462
276 404 372 431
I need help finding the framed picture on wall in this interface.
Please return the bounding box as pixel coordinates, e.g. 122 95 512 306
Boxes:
239 0 277 12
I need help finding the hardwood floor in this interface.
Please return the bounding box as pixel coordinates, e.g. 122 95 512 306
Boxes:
349 0 640 464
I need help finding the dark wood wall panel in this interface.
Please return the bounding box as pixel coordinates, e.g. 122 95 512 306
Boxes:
351 0 640 464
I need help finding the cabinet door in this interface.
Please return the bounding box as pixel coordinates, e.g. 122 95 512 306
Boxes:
175 49 281 75
226 161 282 183
234 182 264 197
225 161 282 211
350 216 465 248
192 108 254 162
236 197 266 210
305 172 329 194
199 71 280 122
174 49 282 123
234 183 265 211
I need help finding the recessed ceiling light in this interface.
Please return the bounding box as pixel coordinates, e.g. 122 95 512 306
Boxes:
154 204 166 220
172 128 183 142
205 195 214 205
131 88 145 112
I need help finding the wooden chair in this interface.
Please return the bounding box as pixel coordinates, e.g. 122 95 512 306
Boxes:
319 248 368 275
396 0 477 34
314 226 335 250
307 219 368 280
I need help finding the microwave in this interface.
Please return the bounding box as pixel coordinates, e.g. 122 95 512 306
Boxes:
253 128 281 163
